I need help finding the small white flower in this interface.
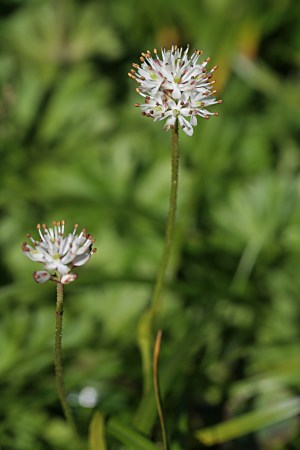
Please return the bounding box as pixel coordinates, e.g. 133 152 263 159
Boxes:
22 220 96 284
129 45 222 136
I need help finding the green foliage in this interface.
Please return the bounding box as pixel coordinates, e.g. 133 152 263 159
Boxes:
1 0 300 449
89 412 107 450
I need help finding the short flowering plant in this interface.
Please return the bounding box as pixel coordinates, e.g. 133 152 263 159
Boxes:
22 219 96 449
22 220 96 284
129 45 222 135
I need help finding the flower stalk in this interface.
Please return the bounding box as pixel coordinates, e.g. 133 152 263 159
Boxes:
54 282 82 448
151 120 179 314
135 122 180 428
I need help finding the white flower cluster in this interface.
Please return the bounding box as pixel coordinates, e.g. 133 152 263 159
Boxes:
22 220 96 284
129 45 222 136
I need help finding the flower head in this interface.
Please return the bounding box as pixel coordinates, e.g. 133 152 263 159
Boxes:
22 220 96 284
129 45 222 136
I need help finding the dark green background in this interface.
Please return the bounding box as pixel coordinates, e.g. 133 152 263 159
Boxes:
1 0 300 449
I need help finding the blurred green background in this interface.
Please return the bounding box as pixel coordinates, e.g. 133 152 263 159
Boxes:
1 0 300 449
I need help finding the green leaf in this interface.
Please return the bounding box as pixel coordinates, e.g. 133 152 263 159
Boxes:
195 397 300 446
106 418 158 450
88 411 107 450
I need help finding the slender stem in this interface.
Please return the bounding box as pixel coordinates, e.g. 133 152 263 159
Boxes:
134 121 180 429
151 119 180 314
153 330 169 450
55 282 83 449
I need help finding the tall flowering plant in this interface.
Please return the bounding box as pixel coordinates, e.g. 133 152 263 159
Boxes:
129 45 222 443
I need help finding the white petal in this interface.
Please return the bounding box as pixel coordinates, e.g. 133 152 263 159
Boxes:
73 251 91 267
61 250 75 265
190 115 198 126
56 261 71 275
172 84 181 100
23 248 45 263
33 271 51 283
164 115 176 131
60 273 78 284
44 261 58 271
179 116 194 136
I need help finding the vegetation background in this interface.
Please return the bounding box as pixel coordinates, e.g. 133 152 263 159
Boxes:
1 0 300 449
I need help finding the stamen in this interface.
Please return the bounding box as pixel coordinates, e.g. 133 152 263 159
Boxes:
73 224 79 235
37 224 46 242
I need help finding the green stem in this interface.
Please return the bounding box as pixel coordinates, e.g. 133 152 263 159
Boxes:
151 119 180 314
134 120 180 429
55 282 83 449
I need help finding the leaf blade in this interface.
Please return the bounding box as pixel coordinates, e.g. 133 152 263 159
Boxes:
107 418 158 450
195 397 300 446
88 411 107 450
